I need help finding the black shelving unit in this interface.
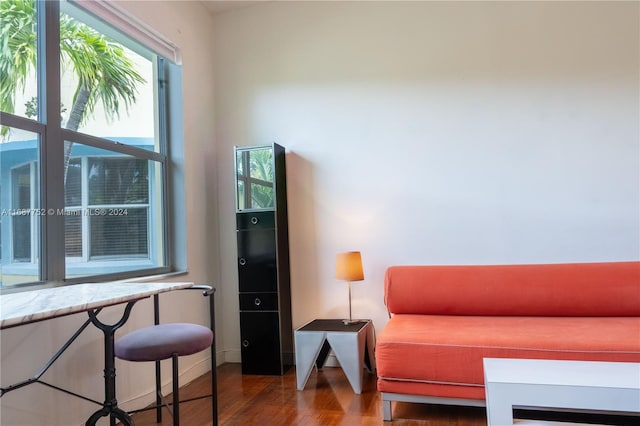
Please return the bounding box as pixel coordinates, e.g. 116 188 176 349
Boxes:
234 143 292 375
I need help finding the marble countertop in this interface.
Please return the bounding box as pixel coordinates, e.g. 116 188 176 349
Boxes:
0 282 193 329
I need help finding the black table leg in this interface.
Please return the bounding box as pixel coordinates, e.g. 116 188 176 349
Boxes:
85 301 137 426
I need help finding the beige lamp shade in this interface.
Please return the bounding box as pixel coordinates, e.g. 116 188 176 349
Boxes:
335 251 364 282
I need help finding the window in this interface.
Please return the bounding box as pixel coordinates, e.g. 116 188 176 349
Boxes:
0 0 181 289
11 162 38 263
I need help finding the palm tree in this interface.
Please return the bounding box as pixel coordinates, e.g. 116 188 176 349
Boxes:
249 149 275 208
0 0 145 180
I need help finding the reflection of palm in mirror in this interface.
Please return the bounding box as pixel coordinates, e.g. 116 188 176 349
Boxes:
237 146 275 210
249 149 274 208
249 149 273 181
251 185 273 209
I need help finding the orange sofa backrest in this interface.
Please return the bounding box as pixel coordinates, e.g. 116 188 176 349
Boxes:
384 262 640 316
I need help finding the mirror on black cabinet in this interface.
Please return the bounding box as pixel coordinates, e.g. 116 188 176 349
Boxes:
235 146 275 211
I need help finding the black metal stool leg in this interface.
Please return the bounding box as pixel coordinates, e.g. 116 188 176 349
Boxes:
154 295 163 423
172 353 179 426
208 289 218 426
211 347 218 426
155 360 162 423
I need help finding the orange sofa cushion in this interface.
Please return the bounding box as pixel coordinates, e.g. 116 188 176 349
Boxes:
384 262 640 316
376 314 640 400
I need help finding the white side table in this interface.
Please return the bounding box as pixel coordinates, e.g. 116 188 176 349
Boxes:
483 358 640 426
295 319 375 394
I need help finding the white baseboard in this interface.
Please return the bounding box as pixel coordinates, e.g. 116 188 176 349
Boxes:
223 349 242 363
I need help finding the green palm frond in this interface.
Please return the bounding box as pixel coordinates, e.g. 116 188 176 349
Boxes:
0 0 37 120
60 12 145 127
1 1 146 137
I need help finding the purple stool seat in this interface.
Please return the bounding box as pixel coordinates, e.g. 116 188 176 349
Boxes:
115 322 214 426
115 323 213 362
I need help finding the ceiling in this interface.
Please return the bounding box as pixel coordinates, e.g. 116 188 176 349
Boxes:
201 1 267 14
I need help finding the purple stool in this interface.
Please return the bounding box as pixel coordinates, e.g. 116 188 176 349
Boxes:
116 321 214 425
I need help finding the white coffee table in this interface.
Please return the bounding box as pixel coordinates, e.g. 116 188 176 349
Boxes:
483 358 640 426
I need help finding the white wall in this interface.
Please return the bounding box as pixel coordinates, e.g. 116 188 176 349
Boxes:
213 1 639 361
1 1 638 424
0 1 220 425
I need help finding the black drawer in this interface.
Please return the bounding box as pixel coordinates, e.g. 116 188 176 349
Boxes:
237 228 277 292
240 311 283 375
236 211 275 230
239 293 279 311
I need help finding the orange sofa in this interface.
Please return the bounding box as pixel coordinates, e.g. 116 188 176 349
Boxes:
375 261 640 421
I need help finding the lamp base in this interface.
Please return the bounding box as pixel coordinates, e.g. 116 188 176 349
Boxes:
342 319 361 325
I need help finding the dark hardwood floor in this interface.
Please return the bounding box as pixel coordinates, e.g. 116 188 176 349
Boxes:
129 363 640 425
129 363 487 425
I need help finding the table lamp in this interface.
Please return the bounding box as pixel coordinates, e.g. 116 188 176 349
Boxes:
335 251 364 325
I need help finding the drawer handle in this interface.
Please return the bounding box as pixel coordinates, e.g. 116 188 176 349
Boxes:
242 340 250 348
239 258 246 266
254 298 261 306
251 216 259 225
